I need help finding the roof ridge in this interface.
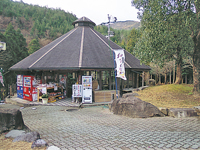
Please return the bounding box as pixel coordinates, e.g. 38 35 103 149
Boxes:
28 28 77 69
78 27 85 67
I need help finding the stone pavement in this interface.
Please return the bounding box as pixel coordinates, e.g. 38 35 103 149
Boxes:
20 105 200 150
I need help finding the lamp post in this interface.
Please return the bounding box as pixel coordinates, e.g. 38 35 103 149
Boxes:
101 15 118 98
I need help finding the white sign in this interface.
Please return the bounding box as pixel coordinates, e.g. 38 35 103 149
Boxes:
72 84 82 97
114 49 127 80
0 71 4 86
0 42 6 51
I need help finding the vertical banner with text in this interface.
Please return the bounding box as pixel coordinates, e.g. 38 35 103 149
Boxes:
0 69 4 86
114 49 127 80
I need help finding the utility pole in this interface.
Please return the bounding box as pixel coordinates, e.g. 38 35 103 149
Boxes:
101 14 118 97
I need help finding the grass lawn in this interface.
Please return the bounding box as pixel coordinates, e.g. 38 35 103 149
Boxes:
136 84 200 108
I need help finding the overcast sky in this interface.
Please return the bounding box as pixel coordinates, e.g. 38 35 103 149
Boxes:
14 0 140 25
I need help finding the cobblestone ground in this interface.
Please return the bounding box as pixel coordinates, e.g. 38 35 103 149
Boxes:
21 106 200 150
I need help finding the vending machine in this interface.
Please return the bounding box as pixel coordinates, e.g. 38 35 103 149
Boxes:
82 76 92 103
17 75 23 99
23 76 38 101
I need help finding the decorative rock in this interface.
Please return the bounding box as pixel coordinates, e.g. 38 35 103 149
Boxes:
0 104 25 133
47 146 61 150
169 108 198 118
5 130 26 138
110 96 165 118
13 131 40 142
122 92 139 98
193 106 200 115
31 139 48 148
159 107 169 116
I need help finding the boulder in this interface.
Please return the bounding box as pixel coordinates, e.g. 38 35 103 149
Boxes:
122 92 139 98
5 130 26 138
110 96 165 118
193 106 200 116
159 107 169 116
0 104 25 133
31 139 48 148
13 131 40 142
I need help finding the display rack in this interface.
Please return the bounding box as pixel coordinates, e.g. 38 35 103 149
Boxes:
37 86 63 103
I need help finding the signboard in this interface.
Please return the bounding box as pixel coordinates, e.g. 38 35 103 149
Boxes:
114 49 127 80
0 69 4 86
72 84 82 97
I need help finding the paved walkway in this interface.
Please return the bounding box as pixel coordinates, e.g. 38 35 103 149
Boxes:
5 95 109 108
20 105 200 150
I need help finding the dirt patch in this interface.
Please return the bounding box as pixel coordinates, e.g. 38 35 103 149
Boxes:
0 133 46 150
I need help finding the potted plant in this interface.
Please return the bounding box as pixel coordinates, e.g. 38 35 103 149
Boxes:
41 94 48 104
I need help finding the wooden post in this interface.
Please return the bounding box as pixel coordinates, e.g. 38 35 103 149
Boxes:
142 71 144 87
136 73 139 88
99 71 102 90
147 71 150 85
128 70 130 88
132 72 134 88
109 70 112 90
65 73 68 98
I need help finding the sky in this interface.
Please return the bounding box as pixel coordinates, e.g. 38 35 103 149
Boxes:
14 0 140 25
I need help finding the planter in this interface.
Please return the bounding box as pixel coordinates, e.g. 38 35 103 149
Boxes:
42 98 48 104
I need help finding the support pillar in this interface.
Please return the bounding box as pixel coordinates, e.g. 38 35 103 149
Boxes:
109 70 112 90
127 69 129 88
142 71 144 87
136 73 139 88
99 71 102 90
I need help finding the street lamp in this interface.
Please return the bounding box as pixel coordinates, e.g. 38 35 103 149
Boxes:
101 14 117 39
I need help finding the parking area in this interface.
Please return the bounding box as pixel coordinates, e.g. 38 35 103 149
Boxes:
21 105 200 150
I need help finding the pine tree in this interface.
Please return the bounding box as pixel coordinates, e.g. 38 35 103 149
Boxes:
28 38 40 54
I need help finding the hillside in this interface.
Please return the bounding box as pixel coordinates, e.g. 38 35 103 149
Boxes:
110 20 140 30
137 84 200 108
0 0 77 47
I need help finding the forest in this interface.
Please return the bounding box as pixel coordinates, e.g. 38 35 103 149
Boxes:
0 0 199 98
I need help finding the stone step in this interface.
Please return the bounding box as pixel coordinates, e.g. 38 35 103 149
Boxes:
168 108 199 118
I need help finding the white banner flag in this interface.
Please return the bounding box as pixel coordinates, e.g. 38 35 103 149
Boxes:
114 49 127 80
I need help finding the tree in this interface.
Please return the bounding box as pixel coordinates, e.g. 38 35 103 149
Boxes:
132 0 199 92
3 23 28 85
126 28 141 54
187 0 200 93
28 38 40 54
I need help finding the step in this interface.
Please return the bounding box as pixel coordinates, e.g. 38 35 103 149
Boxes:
169 108 198 118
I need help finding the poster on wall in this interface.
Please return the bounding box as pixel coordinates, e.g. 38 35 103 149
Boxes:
114 49 127 80
72 84 82 97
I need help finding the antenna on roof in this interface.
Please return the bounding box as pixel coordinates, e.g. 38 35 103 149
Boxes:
107 14 117 39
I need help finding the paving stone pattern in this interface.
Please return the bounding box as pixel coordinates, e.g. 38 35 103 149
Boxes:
21 106 200 150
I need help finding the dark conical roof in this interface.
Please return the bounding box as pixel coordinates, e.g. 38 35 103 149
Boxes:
9 17 150 71
72 16 96 28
